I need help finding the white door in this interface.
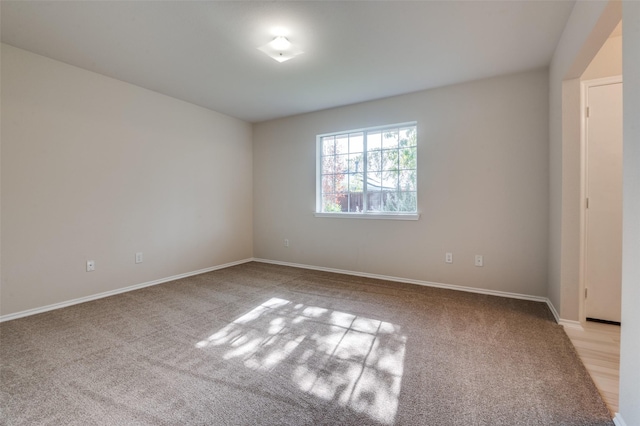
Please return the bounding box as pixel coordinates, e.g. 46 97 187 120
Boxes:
584 80 623 323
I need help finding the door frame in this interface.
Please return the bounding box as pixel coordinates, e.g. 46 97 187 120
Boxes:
579 75 623 323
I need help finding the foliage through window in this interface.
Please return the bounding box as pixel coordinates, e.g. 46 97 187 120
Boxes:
317 123 417 215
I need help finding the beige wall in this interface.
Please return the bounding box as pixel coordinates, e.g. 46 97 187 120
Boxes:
253 69 549 297
547 0 620 321
582 35 622 80
0 44 254 316
620 1 640 423
548 1 640 423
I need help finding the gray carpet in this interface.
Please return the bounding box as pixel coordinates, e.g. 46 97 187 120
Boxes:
0 262 612 425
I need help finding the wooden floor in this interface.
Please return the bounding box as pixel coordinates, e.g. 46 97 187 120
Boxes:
564 321 620 415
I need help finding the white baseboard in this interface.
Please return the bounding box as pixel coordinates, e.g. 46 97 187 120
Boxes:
546 300 561 323
253 258 557 318
559 319 585 331
0 258 254 323
613 413 627 426
1 257 562 325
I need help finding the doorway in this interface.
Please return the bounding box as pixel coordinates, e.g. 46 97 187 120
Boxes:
581 77 623 324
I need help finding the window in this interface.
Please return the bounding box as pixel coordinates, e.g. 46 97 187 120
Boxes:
316 123 417 218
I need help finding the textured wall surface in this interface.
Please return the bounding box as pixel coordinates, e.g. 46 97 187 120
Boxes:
619 1 640 423
1 44 254 316
254 69 549 297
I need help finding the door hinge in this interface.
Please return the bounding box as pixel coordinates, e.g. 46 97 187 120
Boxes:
586 106 590 118
586 198 589 209
585 288 588 299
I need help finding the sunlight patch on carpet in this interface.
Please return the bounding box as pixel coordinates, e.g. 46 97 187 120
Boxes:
196 297 406 425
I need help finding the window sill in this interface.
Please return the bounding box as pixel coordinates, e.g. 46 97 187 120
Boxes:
314 212 420 221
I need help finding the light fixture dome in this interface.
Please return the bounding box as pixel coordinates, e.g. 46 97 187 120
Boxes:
258 35 303 63
270 36 291 51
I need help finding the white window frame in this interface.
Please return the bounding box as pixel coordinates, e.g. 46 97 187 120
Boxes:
315 122 419 220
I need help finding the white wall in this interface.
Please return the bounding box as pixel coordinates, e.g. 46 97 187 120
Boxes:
0 44 254 316
548 0 620 321
548 1 640 423
253 69 549 297
619 1 640 423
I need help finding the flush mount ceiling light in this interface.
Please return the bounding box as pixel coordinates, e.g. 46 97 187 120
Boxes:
258 35 303 63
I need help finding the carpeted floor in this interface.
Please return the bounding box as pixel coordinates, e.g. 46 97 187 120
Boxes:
0 262 612 425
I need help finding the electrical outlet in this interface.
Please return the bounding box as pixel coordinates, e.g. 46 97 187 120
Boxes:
86 260 95 272
475 255 484 267
284 239 289 247
135 252 143 264
445 252 453 263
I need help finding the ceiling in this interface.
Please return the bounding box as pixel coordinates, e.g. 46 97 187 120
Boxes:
1 1 576 123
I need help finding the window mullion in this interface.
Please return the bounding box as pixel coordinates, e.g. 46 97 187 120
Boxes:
346 137 351 212
362 130 368 212
397 133 401 194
